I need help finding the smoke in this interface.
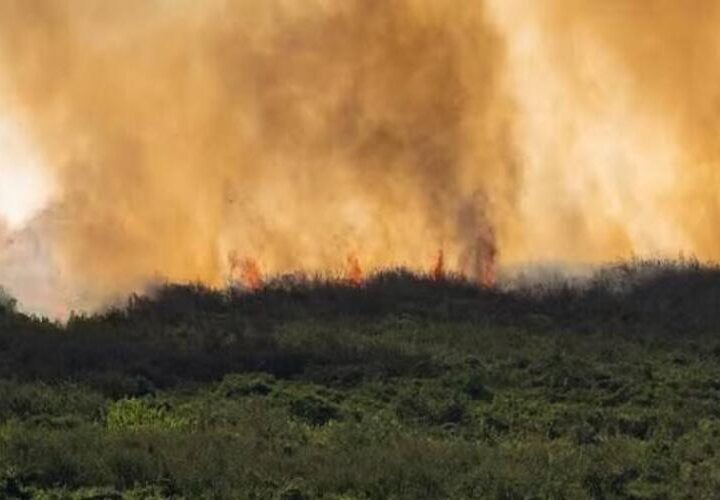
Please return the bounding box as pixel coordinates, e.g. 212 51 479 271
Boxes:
0 1 718 313
488 0 720 261
554 0 720 260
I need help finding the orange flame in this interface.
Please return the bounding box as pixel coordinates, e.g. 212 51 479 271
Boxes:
345 253 363 286
479 254 497 288
432 249 445 281
228 252 263 290
477 231 497 288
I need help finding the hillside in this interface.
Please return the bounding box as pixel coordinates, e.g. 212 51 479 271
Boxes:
1 261 720 498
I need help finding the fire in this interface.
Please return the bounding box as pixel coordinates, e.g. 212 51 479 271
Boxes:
345 253 363 286
228 252 263 290
479 253 497 288
432 250 445 281
431 236 495 286
3 1 720 315
477 227 497 288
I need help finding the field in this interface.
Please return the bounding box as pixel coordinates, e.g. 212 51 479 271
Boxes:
1 261 720 499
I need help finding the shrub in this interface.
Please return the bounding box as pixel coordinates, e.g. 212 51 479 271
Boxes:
289 395 340 426
106 399 193 432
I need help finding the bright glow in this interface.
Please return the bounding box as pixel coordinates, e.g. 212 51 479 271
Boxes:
0 117 53 229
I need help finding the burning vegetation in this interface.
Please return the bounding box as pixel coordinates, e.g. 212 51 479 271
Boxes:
0 2 719 497
228 252 263 291
345 254 364 286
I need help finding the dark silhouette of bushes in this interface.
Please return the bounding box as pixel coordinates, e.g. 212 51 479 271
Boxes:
0 286 15 315
1 260 719 388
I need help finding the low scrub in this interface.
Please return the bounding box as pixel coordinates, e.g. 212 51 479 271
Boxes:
0 260 719 497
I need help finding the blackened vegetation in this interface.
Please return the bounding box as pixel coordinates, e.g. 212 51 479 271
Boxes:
1 259 720 498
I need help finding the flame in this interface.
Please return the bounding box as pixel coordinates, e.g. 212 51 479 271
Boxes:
477 226 497 288
432 250 445 281
228 252 263 290
479 254 497 288
345 253 363 286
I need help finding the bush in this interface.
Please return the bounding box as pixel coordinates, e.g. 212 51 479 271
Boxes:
289 395 340 426
0 287 16 315
106 399 194 432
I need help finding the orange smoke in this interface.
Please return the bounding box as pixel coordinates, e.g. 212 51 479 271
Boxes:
0 0 511 312
1 1 720 314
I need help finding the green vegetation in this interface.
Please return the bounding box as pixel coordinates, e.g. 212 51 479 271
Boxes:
1 261 720 498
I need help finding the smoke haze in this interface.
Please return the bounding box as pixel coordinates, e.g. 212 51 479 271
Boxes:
0 0 717 314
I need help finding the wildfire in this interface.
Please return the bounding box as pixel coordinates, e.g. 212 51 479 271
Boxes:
431 244 495 287
228 252 263 290
477 241 497 288
226 240 495 292
432 249 445 281
479 255 496 288
345 253 363 286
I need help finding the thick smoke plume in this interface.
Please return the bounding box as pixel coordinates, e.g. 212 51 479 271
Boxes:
490 0 720 261
0 0 513 312
0 1 718 314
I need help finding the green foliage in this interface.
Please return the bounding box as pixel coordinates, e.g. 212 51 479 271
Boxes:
1 261 720 497
289 395 340 426
106 398 194 432
0 381 105 424
216 373 276 398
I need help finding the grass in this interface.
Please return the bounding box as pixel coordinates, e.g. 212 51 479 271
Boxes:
1 259 720 498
